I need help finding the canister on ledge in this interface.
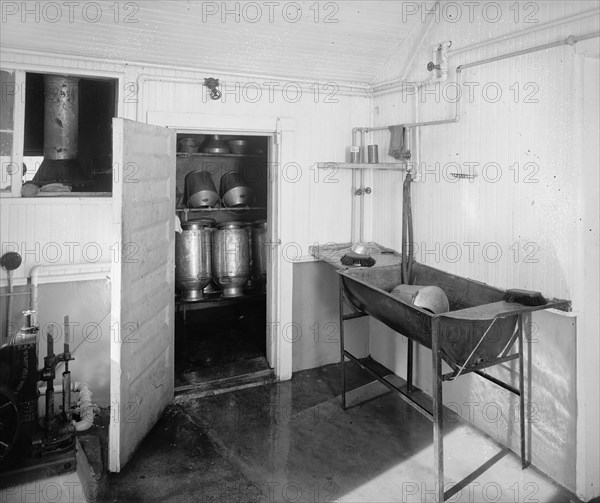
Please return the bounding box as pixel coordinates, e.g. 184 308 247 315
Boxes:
367 145 379 164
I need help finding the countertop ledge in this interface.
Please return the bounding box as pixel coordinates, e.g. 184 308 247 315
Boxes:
309 242 403 270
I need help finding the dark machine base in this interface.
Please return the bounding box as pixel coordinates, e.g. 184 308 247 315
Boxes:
0 441 77 489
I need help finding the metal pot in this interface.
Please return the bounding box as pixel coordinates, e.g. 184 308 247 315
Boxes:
251 220 268 289
390 284 449 314
228 139 248 154
220 172 254 208
202 135 230 154
175 219 215 301
178 137 202 153
212 222 250 297
186 170 219 208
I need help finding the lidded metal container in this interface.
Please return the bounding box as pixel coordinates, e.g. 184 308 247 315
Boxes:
186 170 219 208
212 222 250 297
251 220 268 289
220 172 254 208
175 219 215 301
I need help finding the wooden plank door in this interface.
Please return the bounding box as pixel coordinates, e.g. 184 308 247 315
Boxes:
109 118 176 471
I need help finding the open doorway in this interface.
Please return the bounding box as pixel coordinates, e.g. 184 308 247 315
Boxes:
173 132 275 395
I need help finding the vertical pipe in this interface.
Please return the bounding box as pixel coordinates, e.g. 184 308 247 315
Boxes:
43 75 80 161
62 372 71 420
359 131 366 242
4 272 14 345
431 319 444 501
359 168 365 242
351 167 357 243
63 315 71 420
518 314 527 468
339 277 346 410
45 330 55 432
407 339 413 393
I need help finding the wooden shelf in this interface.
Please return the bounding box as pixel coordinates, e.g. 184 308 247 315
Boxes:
317 162 407 171
176 291 266 311
177 207 266 212
177 152 265 158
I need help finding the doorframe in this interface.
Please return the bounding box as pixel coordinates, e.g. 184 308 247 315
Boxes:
573 41 600 502
147 111 295 381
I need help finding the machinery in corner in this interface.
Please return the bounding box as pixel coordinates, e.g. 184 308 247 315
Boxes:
0 252 94 485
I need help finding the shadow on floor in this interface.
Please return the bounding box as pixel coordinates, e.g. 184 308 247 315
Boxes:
100 360 580 503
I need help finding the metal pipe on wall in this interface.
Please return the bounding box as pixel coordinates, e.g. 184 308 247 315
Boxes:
373 8 600 92
29 263 111 326
447 8 600 58
361 33 599 135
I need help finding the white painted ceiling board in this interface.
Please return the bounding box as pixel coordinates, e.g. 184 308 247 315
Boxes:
0 0 429 84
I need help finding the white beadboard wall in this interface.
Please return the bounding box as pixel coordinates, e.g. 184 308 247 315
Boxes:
137 68 370 254
0 49 372 377
1 3 597 494
365 3 599 498
0 198 113 286
368 2 599 301
0 49 371 266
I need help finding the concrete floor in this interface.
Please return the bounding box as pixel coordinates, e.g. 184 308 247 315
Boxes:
99 361 580 503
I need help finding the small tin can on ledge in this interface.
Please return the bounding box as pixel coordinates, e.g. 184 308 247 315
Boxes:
367 145 379 164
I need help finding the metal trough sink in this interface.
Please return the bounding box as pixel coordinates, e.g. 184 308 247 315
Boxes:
338 262 568 369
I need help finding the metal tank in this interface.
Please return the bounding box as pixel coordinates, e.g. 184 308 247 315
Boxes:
251 220 268 290
175 219 214 301
212 222 250 297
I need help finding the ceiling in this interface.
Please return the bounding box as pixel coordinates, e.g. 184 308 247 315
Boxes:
1 1 429 84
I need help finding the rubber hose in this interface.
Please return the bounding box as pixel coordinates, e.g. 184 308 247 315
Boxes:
402 172 413 283
401 180 407 284
39 382 95 431
72 382 94 432
406 173 414 281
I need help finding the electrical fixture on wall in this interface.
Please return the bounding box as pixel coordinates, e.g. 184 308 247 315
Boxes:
204 78 221 100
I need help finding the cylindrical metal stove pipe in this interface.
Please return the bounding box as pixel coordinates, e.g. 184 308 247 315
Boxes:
43 75 80 160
